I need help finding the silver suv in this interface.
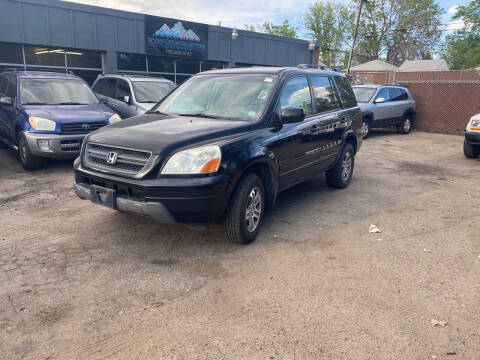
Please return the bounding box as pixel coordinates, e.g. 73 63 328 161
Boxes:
352 84 416 138
92 74 176 119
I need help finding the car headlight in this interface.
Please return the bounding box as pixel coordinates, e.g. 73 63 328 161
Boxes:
108 114 122 124
466 116 480 131
161 145 221 175
28 117 56 131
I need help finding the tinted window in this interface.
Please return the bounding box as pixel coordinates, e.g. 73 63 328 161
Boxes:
280 76 312 116
4 74 16 99
148 56 174 73
175 60 200 74
390 88 404 101
334 76 357 108
101 78 117 98
66 50 102 69
0 42 23 64
310 76 339 113
24 46 65 67
117 53 146 72
0 75 7 96
116 79 131 101
375 88 390 102
92 79 104 93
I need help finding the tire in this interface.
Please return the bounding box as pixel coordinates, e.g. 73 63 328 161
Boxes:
17 133 43 170
398 115 413 134
224 173 265 244
326 143 355 189
464 139 479 159
361 118 370 139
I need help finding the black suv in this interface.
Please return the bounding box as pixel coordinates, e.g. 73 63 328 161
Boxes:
74 67 362 244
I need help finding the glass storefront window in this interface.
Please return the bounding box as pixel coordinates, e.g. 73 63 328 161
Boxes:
66 50 102 69
148 56 174 73
24 46 66 67
175 60 200 74
200 61 225 72
117 53 146 71
175 75 191 84
0 42 23 64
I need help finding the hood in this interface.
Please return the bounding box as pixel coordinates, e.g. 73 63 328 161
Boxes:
22 104 114 123
86 114 253 155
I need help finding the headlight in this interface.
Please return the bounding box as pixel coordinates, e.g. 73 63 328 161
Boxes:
28 117 56 131
108 114 122 124
466 116 480 131
161 145 221 175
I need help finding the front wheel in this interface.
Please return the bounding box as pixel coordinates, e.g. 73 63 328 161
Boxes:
224 173 265 244
361 119 370 139
464 140 480 159
326 143 355 189
17 133 43 170
398 116 413 134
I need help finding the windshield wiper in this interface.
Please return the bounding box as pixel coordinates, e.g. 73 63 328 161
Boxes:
177 113 225 119
147 110 170 115
22 102 50 105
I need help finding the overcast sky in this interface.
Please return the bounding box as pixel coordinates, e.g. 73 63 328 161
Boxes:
65 0 470 38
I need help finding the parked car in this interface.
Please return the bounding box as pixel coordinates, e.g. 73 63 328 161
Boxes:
73 67 362 244
352 84 416 139
92 74 176 119
0 70 120 170
464 113 480 158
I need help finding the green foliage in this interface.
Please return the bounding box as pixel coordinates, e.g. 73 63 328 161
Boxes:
304 1 352 66
262 19 298 38
243 24 256 32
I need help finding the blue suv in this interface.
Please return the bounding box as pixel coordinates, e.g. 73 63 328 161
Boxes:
0 71 120 170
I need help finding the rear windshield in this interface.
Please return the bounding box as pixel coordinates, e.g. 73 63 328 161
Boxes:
131 81 175 103
20 79 99 105
352 87 377 103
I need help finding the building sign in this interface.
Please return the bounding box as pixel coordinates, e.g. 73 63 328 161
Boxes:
145 15 208 59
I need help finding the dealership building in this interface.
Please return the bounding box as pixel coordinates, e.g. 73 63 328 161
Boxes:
0 0 316 84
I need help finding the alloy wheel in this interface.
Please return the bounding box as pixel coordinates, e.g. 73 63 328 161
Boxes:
341 151 352 182
361 121 369 138
245 186 262 233
403 118 411 132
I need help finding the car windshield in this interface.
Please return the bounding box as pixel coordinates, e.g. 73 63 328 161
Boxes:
151 74 278 121
131 80 176 103
352 87 377 103
20 79 99 105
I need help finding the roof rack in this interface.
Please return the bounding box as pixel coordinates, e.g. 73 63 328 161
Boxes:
297 64 339 72
384 82 409 88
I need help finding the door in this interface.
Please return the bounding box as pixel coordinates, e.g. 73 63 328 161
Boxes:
372 87 395 126
114 79 136 118
0 74 18 142
93 78 118 114
277 76 321 190
389 87 409 125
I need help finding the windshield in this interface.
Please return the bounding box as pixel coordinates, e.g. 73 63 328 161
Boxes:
131 81 176 103
20 79 99 105
352 87 377 103
151 74 278 121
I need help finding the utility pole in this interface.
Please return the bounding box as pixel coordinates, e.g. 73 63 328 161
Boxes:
347 0 368 75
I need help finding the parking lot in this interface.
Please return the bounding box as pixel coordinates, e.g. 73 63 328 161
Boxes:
1 130 479 359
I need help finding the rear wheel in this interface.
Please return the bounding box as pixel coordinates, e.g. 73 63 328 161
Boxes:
17 133 43 170
361 118 370 139
326 143 355 189
464 139 480 159
398 116 413 134
224 173 265 244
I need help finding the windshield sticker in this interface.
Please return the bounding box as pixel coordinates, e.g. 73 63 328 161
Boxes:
264 77 273 83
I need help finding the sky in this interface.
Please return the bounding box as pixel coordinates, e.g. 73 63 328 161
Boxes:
66 0 471 38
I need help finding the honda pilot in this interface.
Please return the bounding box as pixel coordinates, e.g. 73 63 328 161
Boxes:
74 67 362 244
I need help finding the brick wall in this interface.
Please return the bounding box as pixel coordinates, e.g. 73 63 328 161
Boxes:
349 70 480 135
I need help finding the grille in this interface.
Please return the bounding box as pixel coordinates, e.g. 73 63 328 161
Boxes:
84 142 152 176
61 121 106 134
61 139 81 152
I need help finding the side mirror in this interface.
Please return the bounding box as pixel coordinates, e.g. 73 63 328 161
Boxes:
374 97 386 104
281 107 305 124
0 96 13 106
123 95 130 104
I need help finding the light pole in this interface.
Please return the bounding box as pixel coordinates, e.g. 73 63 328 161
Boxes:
229 27 238 68
347 0 368 75
308 40 316 65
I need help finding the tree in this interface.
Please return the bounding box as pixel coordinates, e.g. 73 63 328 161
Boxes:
353 0 444 66
442 0 480 69
304 1 352 66
244 20 298 38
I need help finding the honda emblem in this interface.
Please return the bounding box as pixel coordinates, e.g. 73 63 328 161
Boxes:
106 152 118 164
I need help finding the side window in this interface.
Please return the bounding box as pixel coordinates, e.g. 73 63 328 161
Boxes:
280 76 312 116
92 79 104 94
5 74 16 99
401 89 409 100
375 88 390 102
390 88 404 102
0 75 7 96
333 76 357 108
116 79 131 101
102 78 117 98
310 76 339 113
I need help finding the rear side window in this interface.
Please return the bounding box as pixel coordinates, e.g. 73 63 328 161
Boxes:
310 76 339 113
3 74 16 99
0 75 7 96
390 88 405 102
92 79 104 93
333 76 357 108
280 76 313 116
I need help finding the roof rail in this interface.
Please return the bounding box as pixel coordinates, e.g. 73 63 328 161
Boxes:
297 64 339 72
385 82 409 88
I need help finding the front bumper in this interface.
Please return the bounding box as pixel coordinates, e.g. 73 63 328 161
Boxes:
465 131 480 145
24 132 85 158
73 162 233 223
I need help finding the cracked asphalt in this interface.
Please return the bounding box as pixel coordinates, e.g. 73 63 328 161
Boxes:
0 130 479 360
